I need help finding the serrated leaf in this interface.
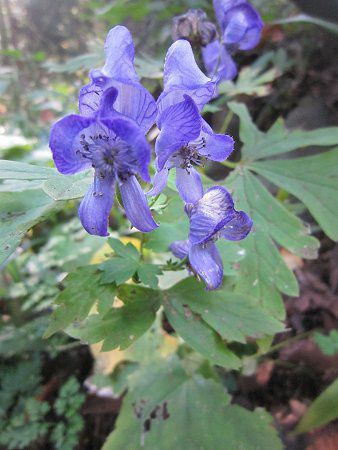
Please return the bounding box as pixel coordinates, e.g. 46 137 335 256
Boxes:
166 278 284 344
108 238 140 261
103 358 283 450
163 282 241 369
44 266 116 338
67 285 161 351
100 258 140 285
240 171 319 258
296 378 338 433
137 264 162 289
228 102 338 161
228 170 299 318
250 149 338 240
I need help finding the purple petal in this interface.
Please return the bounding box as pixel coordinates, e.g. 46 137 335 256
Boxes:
193 120 234 162
221 210 253 240
147 167 169 197
78 172 115 237
102 117 151 183
49 114 94 174
175 167 204 204
170 240 189 259
111 80 157 133
189 242 223 290
158 40 216 112
97 86 119 118
78 70 110 117
79 75 157 133
102 26 139 82
202 40 238 81
118 175 158 232
223 4 263 50
213 0 245 28
156 96 201 170
188 186 236 245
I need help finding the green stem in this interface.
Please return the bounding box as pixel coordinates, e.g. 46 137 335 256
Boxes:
221 159 238 169
219 110 233 134
259 330 314 357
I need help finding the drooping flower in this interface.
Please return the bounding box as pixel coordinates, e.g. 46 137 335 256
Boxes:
79 26 157 134
148 40 234 204
214 0 263 50
50 87 158 236
170 186 253 290
202 0 263 81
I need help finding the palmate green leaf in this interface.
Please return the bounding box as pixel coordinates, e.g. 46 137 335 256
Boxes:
163 294 240 369
103 357 283 450
250 149 338 240
67 285 161 351
228 102 338 161
228 171 300 318
166 278 284 344
296 378 338 434
223 104 338 318
44 266 116 338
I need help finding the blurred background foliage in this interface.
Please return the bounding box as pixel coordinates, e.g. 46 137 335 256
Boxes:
1 0 338 449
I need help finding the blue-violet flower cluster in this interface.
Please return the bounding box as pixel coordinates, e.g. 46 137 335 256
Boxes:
49 24 254 290
202 0 263 81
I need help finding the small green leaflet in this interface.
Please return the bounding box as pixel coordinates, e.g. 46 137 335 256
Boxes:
103 357 283 450
43 266 116 338
99 238 162 288
66 284 161 351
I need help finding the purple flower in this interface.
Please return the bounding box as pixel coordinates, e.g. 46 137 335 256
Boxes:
79 26 157 134
50 87 158 236
148 40 234 204
202 40 237 82
170 186 253 290
157 39 217 113
202 0 263 81
214 0 263 50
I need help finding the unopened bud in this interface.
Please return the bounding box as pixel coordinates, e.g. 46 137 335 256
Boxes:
172 9 218 47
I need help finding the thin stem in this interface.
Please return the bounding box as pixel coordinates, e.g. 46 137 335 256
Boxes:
219 109 233 134
259 330 314 357
221 159 238 169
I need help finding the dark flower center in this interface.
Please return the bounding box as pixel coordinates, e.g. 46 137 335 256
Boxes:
171 137 210 171
76 132 137 179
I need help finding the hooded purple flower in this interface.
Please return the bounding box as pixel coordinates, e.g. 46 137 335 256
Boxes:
170 186 252 290
148 40 234 204
50 92 158 236
78 26 157 134
202 0 263 81
50 27 158 237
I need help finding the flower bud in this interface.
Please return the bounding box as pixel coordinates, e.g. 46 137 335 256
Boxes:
172 9 218 47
